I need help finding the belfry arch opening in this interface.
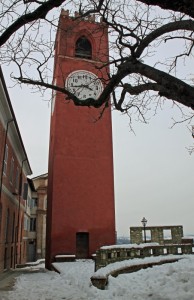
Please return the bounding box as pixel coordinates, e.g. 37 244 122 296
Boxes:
75 36 92 59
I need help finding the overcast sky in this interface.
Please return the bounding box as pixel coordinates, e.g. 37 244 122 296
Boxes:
3 65 194 238
113 105 194 236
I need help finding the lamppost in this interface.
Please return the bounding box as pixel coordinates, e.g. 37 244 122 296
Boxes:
141 217 147 243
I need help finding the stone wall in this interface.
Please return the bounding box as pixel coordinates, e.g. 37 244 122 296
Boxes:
92 257 180 289
130 225 184 245
95 243 194 270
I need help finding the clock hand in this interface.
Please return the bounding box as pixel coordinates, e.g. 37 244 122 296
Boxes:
73 84 93 90
82 84 93 90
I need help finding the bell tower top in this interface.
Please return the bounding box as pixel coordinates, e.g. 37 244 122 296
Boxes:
53 9 110 91
54 9 109 65
61 9 97 22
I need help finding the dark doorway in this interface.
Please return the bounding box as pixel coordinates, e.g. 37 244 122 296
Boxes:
11 247 13 268
76 232 89 259
4 248 7 270
28 240 36 262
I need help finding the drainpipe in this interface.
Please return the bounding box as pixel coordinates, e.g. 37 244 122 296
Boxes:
0 119 14 202
15 158 27 266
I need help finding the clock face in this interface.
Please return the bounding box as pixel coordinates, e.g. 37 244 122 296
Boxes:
65 70 103 101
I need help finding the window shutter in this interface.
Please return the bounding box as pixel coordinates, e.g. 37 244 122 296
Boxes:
23 183 28 200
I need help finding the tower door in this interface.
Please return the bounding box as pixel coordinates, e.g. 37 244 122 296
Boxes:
76 232 89 259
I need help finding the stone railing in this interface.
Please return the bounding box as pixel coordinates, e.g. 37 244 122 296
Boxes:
95 243 194 271
91 256 180 289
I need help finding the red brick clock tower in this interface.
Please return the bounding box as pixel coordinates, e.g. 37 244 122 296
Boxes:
46 10 116 269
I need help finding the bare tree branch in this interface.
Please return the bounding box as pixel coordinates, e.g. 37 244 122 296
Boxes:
0 0 66 47
135 20 194 58
136 0 194 18
1 0 194 125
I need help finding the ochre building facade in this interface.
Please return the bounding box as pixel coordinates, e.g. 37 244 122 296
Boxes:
0 67 32 272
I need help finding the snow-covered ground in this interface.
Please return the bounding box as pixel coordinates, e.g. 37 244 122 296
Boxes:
1 255 194 300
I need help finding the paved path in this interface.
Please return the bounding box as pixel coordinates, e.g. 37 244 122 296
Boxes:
0 269 22 291
0 265 45 292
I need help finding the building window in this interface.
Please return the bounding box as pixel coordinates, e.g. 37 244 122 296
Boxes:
20 217 23 241
23 242 26 258
15 167 19 190
30 218 36 231
22 182 28 200
75 36 92 59
44 198 47 210
12 213 15 242
5 208 10 243
24 215 29 231
28 219 30 231
163 229 172 240
27 196 31 208
3 144 8 175
142 229 151 242
18 172 23 196
30 198 38 208
10 157 14 184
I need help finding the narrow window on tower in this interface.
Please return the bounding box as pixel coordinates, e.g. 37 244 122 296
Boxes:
3 144 8 175
75 36 92 59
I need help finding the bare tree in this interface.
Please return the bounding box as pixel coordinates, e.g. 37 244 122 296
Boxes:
136 0 194 19
0 0 67 47
0 0 194 124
